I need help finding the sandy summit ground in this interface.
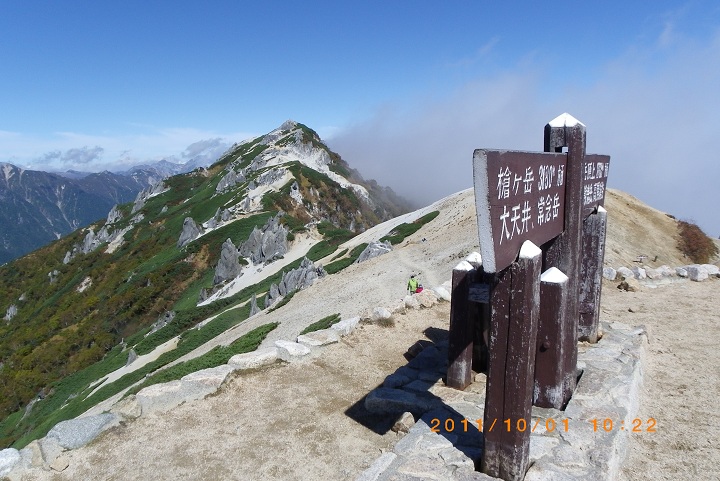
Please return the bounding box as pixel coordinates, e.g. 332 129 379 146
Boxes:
12 188 720 480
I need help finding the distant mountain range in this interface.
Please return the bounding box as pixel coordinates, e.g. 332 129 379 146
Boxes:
0 155 223 265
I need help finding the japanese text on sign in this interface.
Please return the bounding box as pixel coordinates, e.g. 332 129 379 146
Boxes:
473 149 568 273
582 156 610 208
495 163 565 244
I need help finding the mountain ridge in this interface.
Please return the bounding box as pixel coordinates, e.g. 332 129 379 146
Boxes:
0 120 412 448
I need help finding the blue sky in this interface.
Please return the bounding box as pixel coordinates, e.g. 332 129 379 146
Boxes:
2 1 720 236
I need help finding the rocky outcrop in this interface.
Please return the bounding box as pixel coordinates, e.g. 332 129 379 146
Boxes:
238 214 288 265
264 257 326 308
249 294 260 317
131 181 167 214
205 207 233 230
4 304 17 322
150 310 176 334
256 167 285 187
213 239 242 285
106 205 123 224
216 169 245 193
63 222 132 262
290 181 302 203
355 240 393 264
177 217 202 248
47 270 60 284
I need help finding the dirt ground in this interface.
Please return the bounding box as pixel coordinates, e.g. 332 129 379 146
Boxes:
22 304 453 481
608 279 720 481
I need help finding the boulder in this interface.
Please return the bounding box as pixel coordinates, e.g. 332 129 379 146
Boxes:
136 365 236 414
433 286 451 301
392 412 416 434
355 240 393 264
371 307 392 322
616 266 634 280
631 266 647 280
702 264 720 276
404 295 421 309
274 340 311 361
43 413 120 451
150 310 176 334
330 316 360 336
216 169 238 193
657 265 675 277
221 208 232 222
264 258 324 308
602 267 617 281
645 268 663 280
414 289 438 308
228 347 279 370
0 448 21 477
687 265 709 282
297 328 340 347
125 349 138 366
676 267 688 277
239 214 288 264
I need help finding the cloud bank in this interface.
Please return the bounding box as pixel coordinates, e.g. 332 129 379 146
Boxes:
330 29 720 237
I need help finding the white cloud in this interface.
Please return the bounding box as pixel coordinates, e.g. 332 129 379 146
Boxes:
1 126 256 172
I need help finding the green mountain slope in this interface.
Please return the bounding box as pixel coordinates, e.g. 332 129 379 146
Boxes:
0 121 413 448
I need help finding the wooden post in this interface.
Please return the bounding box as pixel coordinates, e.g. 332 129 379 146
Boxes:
579 206 608 342
533 267 570 409
539 113 586 401
481 241 541 481
542 113 585 312
447 260 476 390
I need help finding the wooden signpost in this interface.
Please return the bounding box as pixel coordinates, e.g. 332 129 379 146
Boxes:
446 113 610 481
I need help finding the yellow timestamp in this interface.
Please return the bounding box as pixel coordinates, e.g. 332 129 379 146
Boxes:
589 418 657 433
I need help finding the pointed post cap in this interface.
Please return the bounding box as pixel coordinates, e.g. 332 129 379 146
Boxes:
547 112 585 128
544 112 586 152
